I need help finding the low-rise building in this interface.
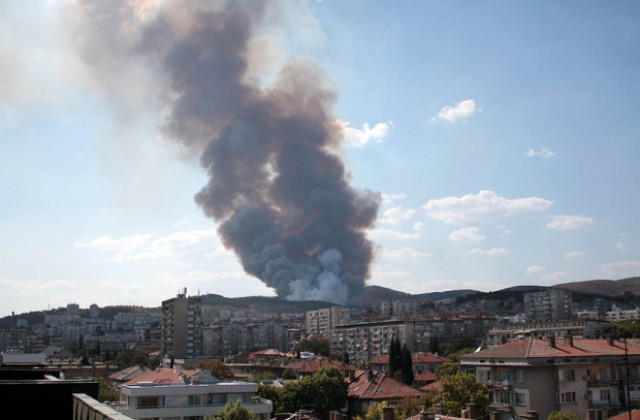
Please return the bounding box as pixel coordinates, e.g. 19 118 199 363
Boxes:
113 367 273 420
460 336 640 420
486 319 610 348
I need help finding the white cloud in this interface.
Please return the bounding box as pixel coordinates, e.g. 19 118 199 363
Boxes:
563 251 583 260
369 228 421 240
431 99 478 122
75 230 218 263
526 265 546 275
383 247 433 261
449 227 485 243
340 120 392 147
469 247 509 257
599 261 640 278
381 193 407 205
546 215 594 230
525 147 555 158
617 242 628 251
423 190 553 225
413 222 424 232
378 206 416 226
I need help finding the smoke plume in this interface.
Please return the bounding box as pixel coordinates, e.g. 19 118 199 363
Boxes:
68 1 381 305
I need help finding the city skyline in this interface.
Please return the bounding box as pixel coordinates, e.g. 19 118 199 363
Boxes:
1 1 639 317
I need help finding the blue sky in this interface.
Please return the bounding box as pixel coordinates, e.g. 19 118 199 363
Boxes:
1 1 639 316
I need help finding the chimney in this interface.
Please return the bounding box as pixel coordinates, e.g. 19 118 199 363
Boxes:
382 407 395 420
549 336 556 348
607 335 614 346
568 335 573 347
466 403 478 419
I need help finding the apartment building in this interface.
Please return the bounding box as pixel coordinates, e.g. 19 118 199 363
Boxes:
486 319 611 347
331 320 415 366
161 288 203 362
202 322 289 358
113 367 272 420
306 306 351 338
523 289 573 321
460 336 640 420
607 308 640 322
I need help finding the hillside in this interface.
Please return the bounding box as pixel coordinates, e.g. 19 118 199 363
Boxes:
554 276 640 296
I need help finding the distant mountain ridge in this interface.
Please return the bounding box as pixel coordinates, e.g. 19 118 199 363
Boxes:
553 276 640 296
2 277 639 325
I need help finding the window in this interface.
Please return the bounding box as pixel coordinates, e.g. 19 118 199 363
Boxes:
597 368 610 381
189 395 202 406
514 392 525 405
557 369 575 382
557 392 576 403
515 370 525 382
599 389 611 402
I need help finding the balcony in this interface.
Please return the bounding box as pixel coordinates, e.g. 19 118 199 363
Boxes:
489 403 513 413
486 380 511 391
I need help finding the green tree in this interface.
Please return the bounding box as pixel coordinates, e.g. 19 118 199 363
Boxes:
547 411 580 420
95 376 119 402
282 369 297 380
206 400 255 420
388 337 402 378
435 373 489 418
279 367 347 420
298 338 330 356
435 361 460 379
401 344 413 385
611 320 640 339
258 384 282 414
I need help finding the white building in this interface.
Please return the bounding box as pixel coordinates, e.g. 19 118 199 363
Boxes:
113 367 272 420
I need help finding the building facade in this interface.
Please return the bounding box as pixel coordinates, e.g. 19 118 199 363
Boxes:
486 319 611 348
306 307 351 338
523 289 573 321
162 288 203 362
113 368 272 420
461 336 640 420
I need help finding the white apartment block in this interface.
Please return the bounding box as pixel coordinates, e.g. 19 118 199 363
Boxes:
306 307 351 338
607 308 640 322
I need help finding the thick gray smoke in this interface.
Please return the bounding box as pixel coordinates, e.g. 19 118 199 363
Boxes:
70 1 381 305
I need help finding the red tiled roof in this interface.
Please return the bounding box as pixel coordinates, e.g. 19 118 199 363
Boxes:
348 371 423 400
370 352 451 365
420 380 442 392
414 371 437 382
109 365 151 382
122 367 200 386
608 410 640 420
462 337 640 361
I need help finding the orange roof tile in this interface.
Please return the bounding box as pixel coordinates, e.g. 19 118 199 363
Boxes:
462 337 640 361
348 371 423 400
414 371 437 382
608 410 640 420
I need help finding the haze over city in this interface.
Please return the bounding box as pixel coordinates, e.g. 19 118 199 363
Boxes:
1 1 639 317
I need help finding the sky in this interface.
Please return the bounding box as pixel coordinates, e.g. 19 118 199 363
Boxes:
1 0 639 317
